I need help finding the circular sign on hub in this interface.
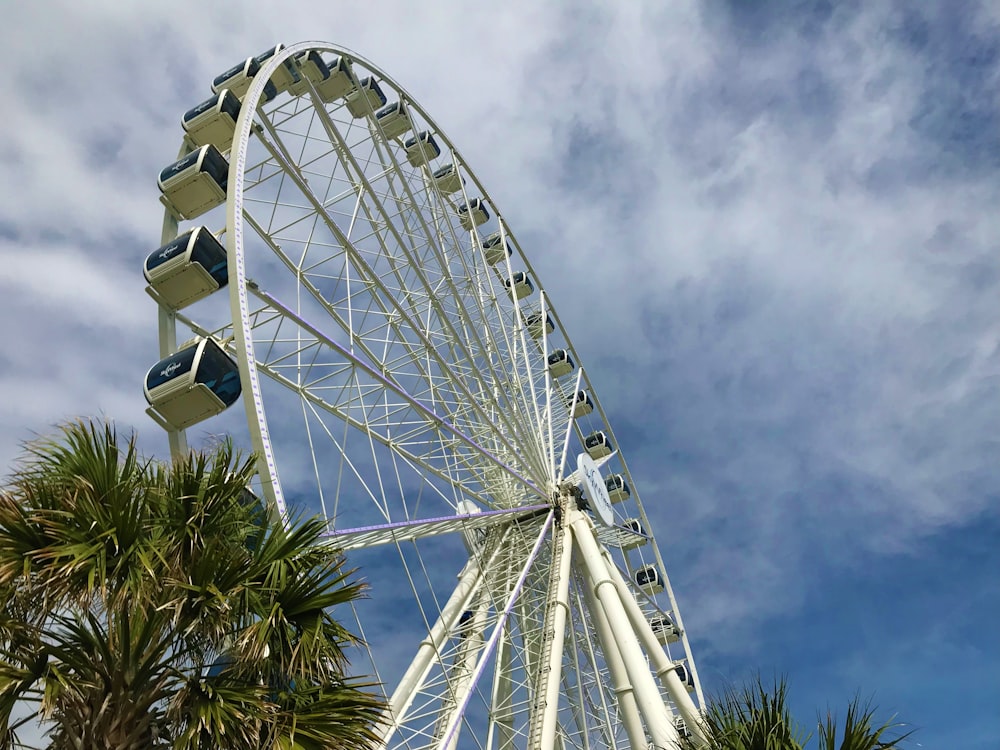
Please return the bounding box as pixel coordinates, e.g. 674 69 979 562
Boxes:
578 452 613 526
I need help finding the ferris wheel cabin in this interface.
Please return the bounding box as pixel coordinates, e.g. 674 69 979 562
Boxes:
375 100 412 139
346 76 387 117
673 662 696 692
620 517 648 550
284 50 336 99
144 337 241 431
567 389 594 417
482 231 513 265
433 164 464 194
253 44 299 93
635 564 665 595
315 56 358 102
182 89 241 152
503 271 534 300
523 310 555 339
584 430 613 458
547 349 575 378
158 144 229 221
212 57 277 102
404 131 441 167
144 227 228 310
604 473 631 503
649 613 680 644
458 198 490 230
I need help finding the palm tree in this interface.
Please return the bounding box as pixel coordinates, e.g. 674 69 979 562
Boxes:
690 675 913 750
816 696 914 750
696 675 808 750
0 420 384 749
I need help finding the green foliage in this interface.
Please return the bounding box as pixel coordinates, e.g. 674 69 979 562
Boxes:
816 696 914 750
690 675 914 750
698 675 808 750
0 420 384 750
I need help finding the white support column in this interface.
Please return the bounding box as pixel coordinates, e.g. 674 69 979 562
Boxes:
602 552 710 747
156 305 188 457
159 148 187 459
437 588 492 750
434 512 557 750
536 523 574 749
569 509 680 750
580 572 643 750
379 555 485 743
487 616 515 750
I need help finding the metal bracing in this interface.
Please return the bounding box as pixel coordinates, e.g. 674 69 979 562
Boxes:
152 41 707 750
601 550 710 747
379 551 487 743
579 568 641 750
568 507 680 750
530 515 573 750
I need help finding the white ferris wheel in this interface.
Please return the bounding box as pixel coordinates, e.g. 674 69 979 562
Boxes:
142 41 707 750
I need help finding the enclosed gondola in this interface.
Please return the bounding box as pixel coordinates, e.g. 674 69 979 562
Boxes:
345 76 387 117
457 198 489 230
288 50 332 97
649 613 680 644
433 164 464 194
523 310 555 339
547 349 575 378
144 337 242 431
584 430 613 458
182 89 241 152
374 100 412 139
211 57 277 102
144 226 228 310
482 231 512 265
158 144 229 221
253 44 299 93
404 131 441 167
605 473 630 503
673 662 696 692
317 55 358 102
620 517 648 550
567 389 594 418
502 271 533 300
635 564 665 595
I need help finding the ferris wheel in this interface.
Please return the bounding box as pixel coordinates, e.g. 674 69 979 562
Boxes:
141 41 707 750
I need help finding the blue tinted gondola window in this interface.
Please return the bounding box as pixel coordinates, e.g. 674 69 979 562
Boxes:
194 344 241 406
189 231 228 287
146 347 197 391
158 149 201 184
214 59 256 88
184 95 219 123
200 146 229 188
254 45 282 64
145 233 192 273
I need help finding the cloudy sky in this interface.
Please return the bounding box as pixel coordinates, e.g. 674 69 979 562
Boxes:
2 1 999 748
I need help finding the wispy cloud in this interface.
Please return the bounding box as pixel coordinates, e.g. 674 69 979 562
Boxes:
0 1 997 747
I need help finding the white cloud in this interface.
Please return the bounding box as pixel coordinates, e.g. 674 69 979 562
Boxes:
0 2 998 741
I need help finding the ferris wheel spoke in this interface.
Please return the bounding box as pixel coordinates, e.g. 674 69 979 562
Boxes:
325 504 548 552
298 104 552 480
332 127 548 472
429 510 555 750
246 112 549 487
246 285 541 502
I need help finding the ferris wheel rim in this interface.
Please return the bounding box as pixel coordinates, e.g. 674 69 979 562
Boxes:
155 38 707 747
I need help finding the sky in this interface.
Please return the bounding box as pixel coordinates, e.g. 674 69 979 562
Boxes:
1 2 999 748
